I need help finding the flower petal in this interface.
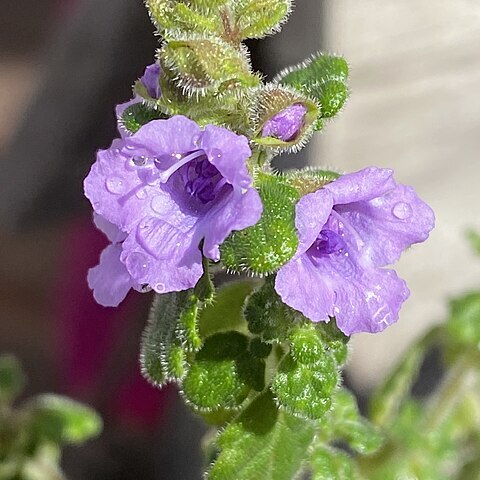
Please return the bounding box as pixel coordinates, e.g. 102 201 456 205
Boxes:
121 228 203 293
93 213 127 244
294 188 333 255
87 244 135 307
126 116 201 157
276 252 410 335
335 183 435 266
200 125 252 189
324 167 396 205
201 188 263 261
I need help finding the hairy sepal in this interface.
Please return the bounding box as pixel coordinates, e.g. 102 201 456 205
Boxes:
275 53 349 123
120 102 168 134
220 173 299 276
233 0 293 40
286 168 341 196
160 36 259 95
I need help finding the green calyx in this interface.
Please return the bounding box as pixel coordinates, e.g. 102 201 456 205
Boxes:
120 102 168 134
221 172 300 276
287 168 341 196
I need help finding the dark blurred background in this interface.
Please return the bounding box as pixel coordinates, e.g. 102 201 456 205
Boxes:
0 1 323 478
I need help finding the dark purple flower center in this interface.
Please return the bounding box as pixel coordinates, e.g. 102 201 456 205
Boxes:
154 150 228 205
308 229 347 257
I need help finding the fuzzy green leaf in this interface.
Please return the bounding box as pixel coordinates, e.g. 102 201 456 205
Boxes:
277 53 349 121
0 355 26 403
141 290 203 386
29 394 102 445
221 173 299 276
310 446 357 480
207 390 316 480
198 280 258 338
272 353 338 420
182 332 264 411
160 38 259 94
244 279 293 342
234 0 292 40
327 390 384 455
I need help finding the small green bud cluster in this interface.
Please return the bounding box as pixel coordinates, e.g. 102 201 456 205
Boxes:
0 356 102 479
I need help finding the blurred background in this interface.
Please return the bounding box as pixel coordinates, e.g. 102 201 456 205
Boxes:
0 0 479 478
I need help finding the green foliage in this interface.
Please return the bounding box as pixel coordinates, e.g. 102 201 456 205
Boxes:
221 173 299 276
198 280 258 338
276 53 349 122
120 102 167 134
0 355 26 403
244 278 293 341
234 0 292 40
146 0 223 38
29 395 102 445
310 446 358 480
271 323 343 420
182 332 265 411
446 292 480 348
207 390 316 480
160 38 259 94
141 289 205 386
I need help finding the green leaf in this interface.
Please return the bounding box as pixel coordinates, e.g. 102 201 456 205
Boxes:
326 389 384 455
198 280 259 338
160 37 259 94
221 173 299 276
29 394 102 445
276 53 349 121
446 292 480 348
234 0 292 40
207 390 316 480
310 446 357 480
120 102 167 134
182 332 264 411
140 290 203 386
271 353 338 420
244 279 293 342
0 355 26 403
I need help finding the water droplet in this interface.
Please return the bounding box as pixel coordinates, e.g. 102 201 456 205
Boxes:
105 176 126 195
172 152 183 160
211 148 222 159
154 283 166 293
140 284 152 293
125 145 136 151
135 188 147 199
132 155 146 166
151 195 174 215
392 202 412 220
125 252 151 282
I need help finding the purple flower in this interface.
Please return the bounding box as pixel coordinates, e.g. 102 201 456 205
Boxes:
84 116 262 306
275 167 435 335
262 103 308 142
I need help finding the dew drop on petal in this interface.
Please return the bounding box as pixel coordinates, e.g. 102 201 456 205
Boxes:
135 188 147 199
125 252 151 282
154 282 166 293
392 202 412 220
105 176 126 195
211 148 222 159
133 155 147 166
151 195 175 215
